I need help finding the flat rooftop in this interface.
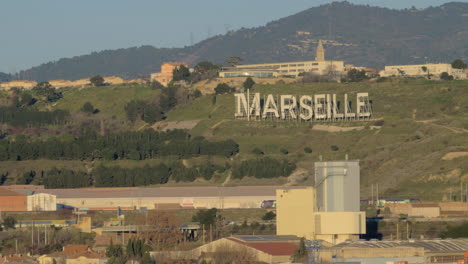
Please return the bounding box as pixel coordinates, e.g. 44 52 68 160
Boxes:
333 239 468 253
18 186 307 199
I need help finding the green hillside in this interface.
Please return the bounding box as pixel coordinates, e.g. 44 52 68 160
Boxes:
54 84 160 119
164 79 468 201
0 79 467 201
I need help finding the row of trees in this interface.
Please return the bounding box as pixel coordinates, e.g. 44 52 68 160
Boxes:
0 129 239 161
20 157 295 188
24 162 225 188
231 157 296 179
107 239 153 264
0 106 69 127
172 61 221 83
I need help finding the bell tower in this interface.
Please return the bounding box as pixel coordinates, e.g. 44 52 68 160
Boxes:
316 39 325 61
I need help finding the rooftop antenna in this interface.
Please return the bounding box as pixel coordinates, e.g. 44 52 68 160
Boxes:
190 32 194 46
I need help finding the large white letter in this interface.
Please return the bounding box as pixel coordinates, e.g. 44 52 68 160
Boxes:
263 94 279 118
234 93 248 118
357 92 371 118
299 96 313 121
314 94 326 120
250 92 261 118
280 95 297 119
332 94 344 119
234 92 261 118
326 94 332 120
344 93 356 118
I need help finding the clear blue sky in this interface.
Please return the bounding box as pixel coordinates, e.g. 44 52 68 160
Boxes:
0 0 463 73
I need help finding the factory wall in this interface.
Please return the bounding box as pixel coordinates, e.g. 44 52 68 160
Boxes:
0 195 27 211
27 193 57 211
57 195 274 210
276 188 316 239
315 161 360 212
315 212 366 235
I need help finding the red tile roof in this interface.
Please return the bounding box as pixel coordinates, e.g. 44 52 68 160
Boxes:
246 242 298 256
0 188 24 197
63 245 89 255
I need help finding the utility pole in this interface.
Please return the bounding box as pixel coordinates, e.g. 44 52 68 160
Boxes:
376 184 379 207
202 225 205 244
396 221 399 240
406 221 409 240
31 221 34 249
460 181 463 202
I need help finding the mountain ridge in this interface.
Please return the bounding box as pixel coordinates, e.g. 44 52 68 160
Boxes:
14 1 468 82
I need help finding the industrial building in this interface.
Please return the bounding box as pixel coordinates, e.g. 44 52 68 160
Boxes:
16 186 305 210
27 192 57 211
276 160 366 244
380 63 467 79
320 239 468 264
219 40 345 78
0 186 56 212
315 160 360 212
153 235 300 264
0 187 28 211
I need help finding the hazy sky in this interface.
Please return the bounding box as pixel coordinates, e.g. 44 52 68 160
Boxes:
0 0 465 73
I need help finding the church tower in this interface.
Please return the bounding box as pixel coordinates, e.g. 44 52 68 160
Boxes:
315 39 325 61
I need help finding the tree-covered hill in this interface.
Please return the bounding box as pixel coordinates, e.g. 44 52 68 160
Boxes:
15 2 468 82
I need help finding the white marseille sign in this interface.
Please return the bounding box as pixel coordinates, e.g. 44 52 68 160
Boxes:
234 91 372 121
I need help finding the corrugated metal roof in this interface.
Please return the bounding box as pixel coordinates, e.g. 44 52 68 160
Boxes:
31 186 307 199
333 239 468 253
246 242 299 256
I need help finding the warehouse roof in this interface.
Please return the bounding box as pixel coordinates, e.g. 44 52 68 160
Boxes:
29 186 306 199
0 187 24 196
246 242 299 256
333 239 468 253
227 236 300 256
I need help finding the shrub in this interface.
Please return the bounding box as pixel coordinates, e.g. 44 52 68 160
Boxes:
193 89 202 98
374 120 385 126
214 83 234 94
304 147 312 153
280 148 289 155
440 72 454 81
252 148 264 155
243 77 255 90
90 75 105 87
330 145 339 151
262 211 276 221
150 80 164 90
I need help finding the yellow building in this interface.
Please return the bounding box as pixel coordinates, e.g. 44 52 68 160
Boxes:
103 76 126 85
380 63 467 79
49 80 74 88
276 188 316 239
0 80 37 90
276 188 366 244
219 40 345 78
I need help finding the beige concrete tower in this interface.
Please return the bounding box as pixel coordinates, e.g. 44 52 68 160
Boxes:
315 39 325 61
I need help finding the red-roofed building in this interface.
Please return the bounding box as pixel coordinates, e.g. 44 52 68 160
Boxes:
190 235 300 264
38 244 107 264
0 187 27 211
